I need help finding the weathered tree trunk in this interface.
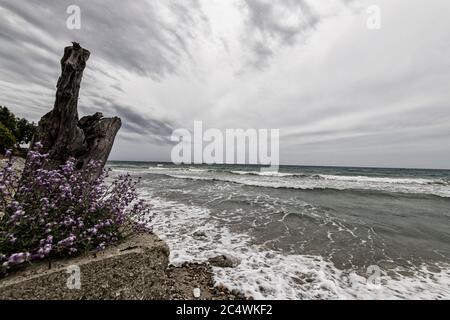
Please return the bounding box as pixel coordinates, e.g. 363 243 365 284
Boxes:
30 43 121 176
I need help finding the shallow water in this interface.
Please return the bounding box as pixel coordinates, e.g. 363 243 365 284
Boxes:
109 162 450 299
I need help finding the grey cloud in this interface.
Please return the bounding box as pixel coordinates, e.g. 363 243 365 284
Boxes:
0 0 209 123
110 104 176 145
1 0 449 168
0 0 208 79
78 101 176 145
243 0 320 69
245 0 318 43
289 125 450 153
243 0 354 69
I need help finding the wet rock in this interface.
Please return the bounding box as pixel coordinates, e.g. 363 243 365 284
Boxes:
192 231 207 240
208 254 240 268
167 264 249 300
231 289 241 296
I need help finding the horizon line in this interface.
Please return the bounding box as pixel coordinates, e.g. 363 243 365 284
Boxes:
107 160 450 171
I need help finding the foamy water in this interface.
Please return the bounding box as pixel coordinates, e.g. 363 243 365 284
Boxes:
109 162 450 299
158 168 450 198
146 194 450 300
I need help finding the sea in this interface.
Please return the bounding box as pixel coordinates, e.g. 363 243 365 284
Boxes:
108 162 450 300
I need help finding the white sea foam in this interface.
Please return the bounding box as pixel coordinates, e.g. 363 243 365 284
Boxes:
231 170 295 177
160 172 450 198
137 164 450 198
318 174 440 185
187 168 209 172
144 193 450 300
146 167 210 173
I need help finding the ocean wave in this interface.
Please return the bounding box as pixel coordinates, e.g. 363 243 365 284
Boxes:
187 168 210 172
160 173 450 198
229 170 300 177
130 165 450 198
145 194 450 300
219 169 448 185
147 166 211 173
317 174 445 185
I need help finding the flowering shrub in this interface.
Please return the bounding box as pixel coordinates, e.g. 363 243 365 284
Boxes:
0 146 152 274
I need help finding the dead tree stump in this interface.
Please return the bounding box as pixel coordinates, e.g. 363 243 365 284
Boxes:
30 43 121 177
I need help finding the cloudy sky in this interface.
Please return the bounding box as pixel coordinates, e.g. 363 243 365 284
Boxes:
1 0 449 169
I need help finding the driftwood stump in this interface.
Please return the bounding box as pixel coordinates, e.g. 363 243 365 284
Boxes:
30 43 121 176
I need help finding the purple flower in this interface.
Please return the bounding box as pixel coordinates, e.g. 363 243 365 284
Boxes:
8 253 30 265
1 146 152 271
57 235 77 247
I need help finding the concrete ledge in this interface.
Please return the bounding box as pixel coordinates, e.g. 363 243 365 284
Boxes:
0 233 170 300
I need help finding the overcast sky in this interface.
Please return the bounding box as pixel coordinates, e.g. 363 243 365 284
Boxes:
1 0 449 169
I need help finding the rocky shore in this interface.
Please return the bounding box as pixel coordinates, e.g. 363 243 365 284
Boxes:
0 231 247 300
167 262 247 300
1 157 249 300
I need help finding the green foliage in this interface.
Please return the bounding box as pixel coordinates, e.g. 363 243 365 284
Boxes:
0 107 16 131
0 122 16 153
0 106 37 150
15 117 37 145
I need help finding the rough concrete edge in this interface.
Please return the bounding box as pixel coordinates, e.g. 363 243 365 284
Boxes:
0 232 169 288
